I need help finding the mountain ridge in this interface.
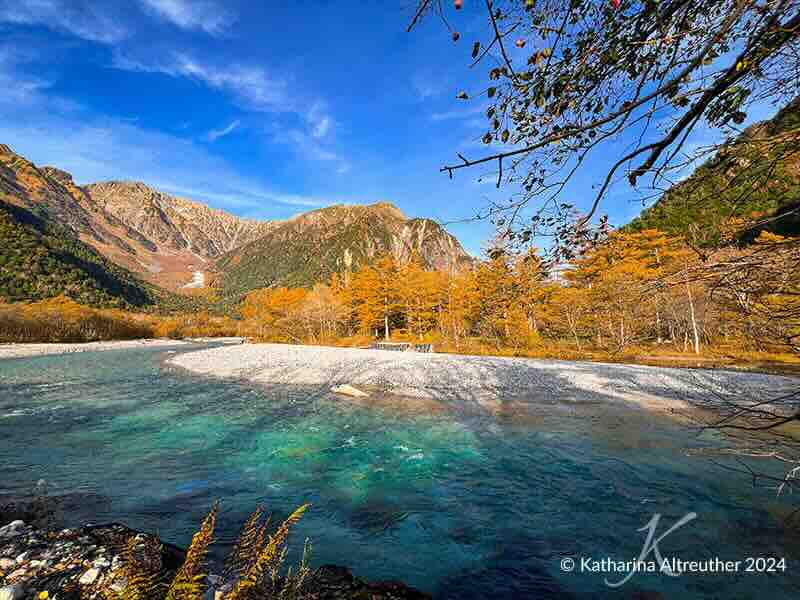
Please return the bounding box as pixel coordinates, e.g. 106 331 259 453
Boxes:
216 200 473 296
0 144 472 299
0 197 172 309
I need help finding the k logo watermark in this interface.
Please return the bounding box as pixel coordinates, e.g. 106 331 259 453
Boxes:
605 511 697 587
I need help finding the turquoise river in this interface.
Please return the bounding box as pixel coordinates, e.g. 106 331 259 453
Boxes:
1 344 799 598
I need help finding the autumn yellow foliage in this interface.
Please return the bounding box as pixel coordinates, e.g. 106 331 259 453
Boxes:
238 229 800 367
0 296 240 343
102 503 311 600
3 226 796 371
152 312 240 339
0 296 153 343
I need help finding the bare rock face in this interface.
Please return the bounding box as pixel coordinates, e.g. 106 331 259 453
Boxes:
83 182 273 258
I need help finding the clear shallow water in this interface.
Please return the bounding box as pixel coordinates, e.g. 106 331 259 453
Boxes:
1 346 799 599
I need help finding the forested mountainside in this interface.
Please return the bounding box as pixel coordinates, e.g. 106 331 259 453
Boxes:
215 202 473 297
0 198 157 308
627 97 800 244
0 144 471 299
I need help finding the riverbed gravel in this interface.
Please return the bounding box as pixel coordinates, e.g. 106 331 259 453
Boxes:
0 339 191 360
167 343 798 413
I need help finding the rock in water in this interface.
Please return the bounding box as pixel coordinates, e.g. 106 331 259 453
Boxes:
0 522 25 540
311 564 431 599
79 568 99 585
0 585 25 600
331 384 369 398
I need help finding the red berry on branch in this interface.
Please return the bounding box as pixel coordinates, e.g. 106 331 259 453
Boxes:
454 0 463 9
452 31 460 41
610 0 621 9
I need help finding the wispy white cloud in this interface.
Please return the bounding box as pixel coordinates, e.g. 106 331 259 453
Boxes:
0 49 50 106
279 129 350 175
112 51 289 112
310 116 331 139
0 46 82 111
139 0 233 35
412 71 445 101
0 0 232 43
114 51 349 172
306 102 333 139
0 85 327 216
0 0 127 43
155 183 327 209
206 119 240 141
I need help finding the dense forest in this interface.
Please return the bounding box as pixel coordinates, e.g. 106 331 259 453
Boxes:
0 199 156 308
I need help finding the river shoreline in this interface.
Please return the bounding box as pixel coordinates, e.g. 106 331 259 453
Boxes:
0 515 430 600
166 342 797 415
2 339 794 415
0 339 192 360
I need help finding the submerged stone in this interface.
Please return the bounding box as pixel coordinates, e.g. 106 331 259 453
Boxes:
332 384 370 398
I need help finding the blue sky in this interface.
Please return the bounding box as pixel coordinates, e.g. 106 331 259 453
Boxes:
0 1 782 256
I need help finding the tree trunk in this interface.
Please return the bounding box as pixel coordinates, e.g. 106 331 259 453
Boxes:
530 308 538 334
686 281 701 355
656 308 662 344
566 311 581 350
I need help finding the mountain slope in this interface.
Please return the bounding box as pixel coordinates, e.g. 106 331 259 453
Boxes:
216 202 473 296
0 198 158 308
627 97 800 244
83 181 273 258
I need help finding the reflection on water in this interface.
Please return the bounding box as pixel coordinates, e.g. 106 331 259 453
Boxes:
1 346 799 599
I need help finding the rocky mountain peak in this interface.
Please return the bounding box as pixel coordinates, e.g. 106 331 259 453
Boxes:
83 180 273 259
41 167 74 186
367 201 406 219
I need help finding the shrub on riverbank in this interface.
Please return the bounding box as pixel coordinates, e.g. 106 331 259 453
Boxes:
0 297 244 343
152 312 241 339
105 502 312 600
0 296 154 342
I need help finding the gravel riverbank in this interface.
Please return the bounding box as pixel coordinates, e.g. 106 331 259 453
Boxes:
167 343 798 414
0 339 191 360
